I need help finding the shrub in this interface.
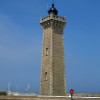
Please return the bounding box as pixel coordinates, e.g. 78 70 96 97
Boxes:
0 91 7 96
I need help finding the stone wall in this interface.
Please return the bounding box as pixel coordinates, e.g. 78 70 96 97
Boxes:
40 14 66 96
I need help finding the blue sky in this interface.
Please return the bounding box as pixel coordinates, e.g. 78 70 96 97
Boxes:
0 0 100 93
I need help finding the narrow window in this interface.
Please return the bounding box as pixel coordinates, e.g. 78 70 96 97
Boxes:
45 72 47 80
46 48 48 56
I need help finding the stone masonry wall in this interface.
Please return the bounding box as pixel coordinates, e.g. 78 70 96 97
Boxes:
40 27 53 95
40 18 66 96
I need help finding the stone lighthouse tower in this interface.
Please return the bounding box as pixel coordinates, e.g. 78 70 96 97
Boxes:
40 4 66 96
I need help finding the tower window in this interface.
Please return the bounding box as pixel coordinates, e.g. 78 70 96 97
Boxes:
46 48 48 56
45 72 47 80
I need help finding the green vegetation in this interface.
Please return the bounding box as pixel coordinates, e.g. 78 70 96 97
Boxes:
0 91 7 96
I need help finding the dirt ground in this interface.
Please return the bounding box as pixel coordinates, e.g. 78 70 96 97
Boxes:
0 96 100 100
